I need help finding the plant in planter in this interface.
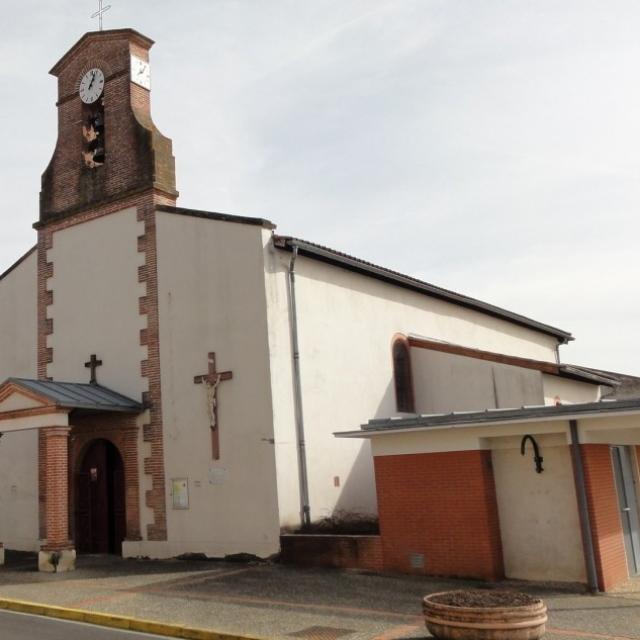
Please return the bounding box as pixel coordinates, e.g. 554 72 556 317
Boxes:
423 590 547 640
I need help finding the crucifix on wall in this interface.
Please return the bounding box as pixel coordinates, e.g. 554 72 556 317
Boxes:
194 352 233 460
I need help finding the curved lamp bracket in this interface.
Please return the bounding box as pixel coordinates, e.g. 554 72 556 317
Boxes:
520 434 544 473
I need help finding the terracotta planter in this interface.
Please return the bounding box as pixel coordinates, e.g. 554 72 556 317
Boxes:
423 591 547 640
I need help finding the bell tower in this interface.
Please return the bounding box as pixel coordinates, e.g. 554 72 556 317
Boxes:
39 29 178 225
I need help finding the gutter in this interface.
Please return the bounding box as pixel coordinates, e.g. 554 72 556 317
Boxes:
288 246 311 527
334 398 640 438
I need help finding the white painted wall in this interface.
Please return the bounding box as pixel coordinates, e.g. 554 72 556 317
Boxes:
0 250 39 550
492 436 586 583
47 208 153 537
412 349 544 414
154 212 280 558
543 375 601 405
0 250 37 381
264 248 561 527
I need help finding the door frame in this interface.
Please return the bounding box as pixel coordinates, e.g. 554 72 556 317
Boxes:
611 445 640 576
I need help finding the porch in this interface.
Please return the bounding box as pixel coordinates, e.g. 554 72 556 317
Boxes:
0 377 143 572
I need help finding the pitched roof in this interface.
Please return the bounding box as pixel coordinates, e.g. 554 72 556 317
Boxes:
274 236 573 343
4 378 143 414
0 246 36 282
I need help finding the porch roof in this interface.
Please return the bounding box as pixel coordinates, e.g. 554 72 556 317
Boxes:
335 398 640 438
3 378 143 414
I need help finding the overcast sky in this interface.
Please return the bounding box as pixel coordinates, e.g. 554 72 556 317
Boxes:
1 1 639 374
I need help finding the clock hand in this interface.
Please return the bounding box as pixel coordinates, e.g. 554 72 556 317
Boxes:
88 70 96 90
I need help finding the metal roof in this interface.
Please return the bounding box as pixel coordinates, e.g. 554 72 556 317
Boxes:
335 398 640 438
273 236 573 343
6 378 143 413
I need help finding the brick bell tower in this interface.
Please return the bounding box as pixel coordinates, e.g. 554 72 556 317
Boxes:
33 30 176 568
39 28 178 223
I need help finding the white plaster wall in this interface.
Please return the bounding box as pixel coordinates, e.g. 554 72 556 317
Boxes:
48 208 146 397
543 375 601 405
155 212 280 558
0 250 39 550
369 419 571 457
412 349 544 414
0 250 37 381
492 436 586 583
264 249 561 527
0 429 40 551
47 208 152 536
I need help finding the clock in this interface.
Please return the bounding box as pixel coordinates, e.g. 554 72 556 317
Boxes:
131 55 151 90
79 68 105 104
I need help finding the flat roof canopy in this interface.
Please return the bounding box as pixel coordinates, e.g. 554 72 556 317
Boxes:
335 398 640 438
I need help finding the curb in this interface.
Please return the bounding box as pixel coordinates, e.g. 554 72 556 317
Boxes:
0 597 266 640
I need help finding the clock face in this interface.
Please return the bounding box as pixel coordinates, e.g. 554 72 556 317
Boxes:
130 55 151 90
79 68 105 104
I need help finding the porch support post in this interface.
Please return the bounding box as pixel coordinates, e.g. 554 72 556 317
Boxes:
39 426 76 573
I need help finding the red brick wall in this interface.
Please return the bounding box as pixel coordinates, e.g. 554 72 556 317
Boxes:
581 444 629 591
374 450 504 580
40 30 177 222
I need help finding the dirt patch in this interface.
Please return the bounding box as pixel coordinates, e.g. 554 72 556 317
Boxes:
291 512 379 535
430 590 539 608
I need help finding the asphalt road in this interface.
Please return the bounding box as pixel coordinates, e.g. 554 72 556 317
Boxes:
0 610 167 639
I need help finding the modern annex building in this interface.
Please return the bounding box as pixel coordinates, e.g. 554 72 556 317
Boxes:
0 29 638 590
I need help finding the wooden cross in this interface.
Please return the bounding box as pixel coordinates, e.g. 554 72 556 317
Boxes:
194 352 233 460
84 354 103 385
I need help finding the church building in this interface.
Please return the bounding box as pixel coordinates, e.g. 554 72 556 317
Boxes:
1 29 639 590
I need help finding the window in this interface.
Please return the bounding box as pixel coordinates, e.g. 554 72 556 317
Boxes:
392 337 415 413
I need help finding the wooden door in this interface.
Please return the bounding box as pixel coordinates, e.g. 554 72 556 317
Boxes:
75 439 125 554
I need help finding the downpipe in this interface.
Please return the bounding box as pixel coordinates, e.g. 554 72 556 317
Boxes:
288 245 311 528
569 419 599 593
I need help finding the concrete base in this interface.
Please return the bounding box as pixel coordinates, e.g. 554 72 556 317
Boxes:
0 546 4 565
38 549 76 573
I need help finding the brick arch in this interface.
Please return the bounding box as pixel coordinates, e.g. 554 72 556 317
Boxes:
391 333 415 413
70 414 141 545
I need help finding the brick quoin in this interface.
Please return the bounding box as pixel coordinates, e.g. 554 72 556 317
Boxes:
580 444 629 591
374 450 504 581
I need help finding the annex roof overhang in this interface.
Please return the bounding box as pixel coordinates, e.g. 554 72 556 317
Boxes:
335 398 640 439
274 236 573 344
0 378 143 415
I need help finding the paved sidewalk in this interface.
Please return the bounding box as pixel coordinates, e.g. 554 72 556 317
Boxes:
0 552 639 640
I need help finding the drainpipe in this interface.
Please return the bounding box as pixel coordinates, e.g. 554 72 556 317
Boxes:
569 419 599 593
288 245 311 528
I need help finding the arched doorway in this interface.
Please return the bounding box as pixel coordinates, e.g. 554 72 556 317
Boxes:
75 439 126 554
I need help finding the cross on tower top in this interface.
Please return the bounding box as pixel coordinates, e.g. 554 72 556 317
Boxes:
84 354 103 385
91 0 111 31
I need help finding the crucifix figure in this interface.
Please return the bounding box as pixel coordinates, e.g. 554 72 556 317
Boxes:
194 352 233 460
84 354 103 385
91 0 111 31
